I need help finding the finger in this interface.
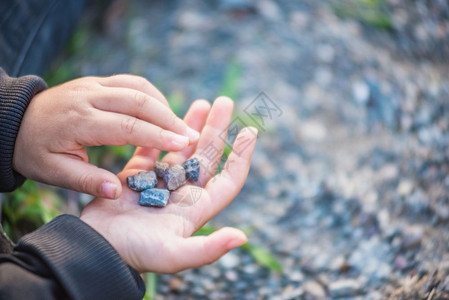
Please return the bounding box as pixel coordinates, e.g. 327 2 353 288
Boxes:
201 127 258 221
49 154 122 199
168 227 247 272
79 110 191 151
193 97 234 185
97 74 169 107
91 87 200 143
124 147 160 171
163 99 211 165
124 99 210 171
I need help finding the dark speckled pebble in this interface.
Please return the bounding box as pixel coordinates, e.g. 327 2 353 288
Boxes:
183 158 200 182
139 188 170 207
127 171 157 191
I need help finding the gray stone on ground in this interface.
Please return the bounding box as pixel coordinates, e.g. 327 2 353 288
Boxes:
328 279 363 298
219 252 240 269
127 171 157 191
164 165 186 190
302 281 326 299
139 188 170 207
154 161 169 178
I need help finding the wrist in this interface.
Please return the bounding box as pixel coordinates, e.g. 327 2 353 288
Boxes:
0 69 47 191
16 214 145 299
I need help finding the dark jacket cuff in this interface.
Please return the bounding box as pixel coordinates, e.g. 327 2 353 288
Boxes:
16 214 145 300
0 68 47 192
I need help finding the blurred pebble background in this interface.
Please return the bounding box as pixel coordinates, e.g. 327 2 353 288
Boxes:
2 0 449 299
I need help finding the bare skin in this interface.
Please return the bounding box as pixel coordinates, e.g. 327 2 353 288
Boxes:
13 74 199 199
81 97 258 273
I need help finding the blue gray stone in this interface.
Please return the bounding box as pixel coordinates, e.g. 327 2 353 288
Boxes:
127 171 157 191
139 188 170 207
164 165 186 190
154 161 169 178
183 157 200 182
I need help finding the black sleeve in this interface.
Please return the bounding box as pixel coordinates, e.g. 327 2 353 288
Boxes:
0 68 47 192
0 214 145 300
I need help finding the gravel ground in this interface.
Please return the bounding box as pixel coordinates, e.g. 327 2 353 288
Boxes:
64 0 449 298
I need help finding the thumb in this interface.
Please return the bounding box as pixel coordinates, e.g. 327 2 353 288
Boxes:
50 155 122 199
172 227 247 271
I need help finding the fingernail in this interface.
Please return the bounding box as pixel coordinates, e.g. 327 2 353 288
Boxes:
248 127 259 136
186 127 200 142
172 134 189 147
227 239 246 250
101 182 117 199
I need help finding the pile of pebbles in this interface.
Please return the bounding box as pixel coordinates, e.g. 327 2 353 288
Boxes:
127 158 200 207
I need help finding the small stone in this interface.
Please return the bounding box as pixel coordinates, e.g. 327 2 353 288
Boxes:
139 188 170 207
183 157 200 182
401 226 423 249
394 255 408 270
329 255 347 273
219 252 240 269
302 281 326 299
242 264 259 275
397 179 414 196
289 270 305 283
283 285 305 300
154 161 169 178
164 165 186 190
225 270 238 281
352 80 370 105
201 277 216 291
168 277 185 292
191 286 206 296
127 171 157 191
329 279 363 297
435 203 449 221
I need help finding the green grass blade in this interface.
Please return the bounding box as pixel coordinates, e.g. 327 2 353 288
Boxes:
219 60 242 100
143 273 157 300
241 243 283 273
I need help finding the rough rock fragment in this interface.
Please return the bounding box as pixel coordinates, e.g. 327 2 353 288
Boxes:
127 171 157 191
164 165 186 190
182 157 200 182
154 161 169 178
139 188 170 207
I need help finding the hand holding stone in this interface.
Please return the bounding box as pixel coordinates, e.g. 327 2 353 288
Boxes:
81 97 258 273
13 74 199 199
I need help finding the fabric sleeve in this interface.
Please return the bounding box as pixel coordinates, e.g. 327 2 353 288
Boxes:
0 214 145 300
0 68 47 192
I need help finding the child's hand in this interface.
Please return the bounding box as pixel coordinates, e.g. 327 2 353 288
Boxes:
13 74 199 199
80 97 258 273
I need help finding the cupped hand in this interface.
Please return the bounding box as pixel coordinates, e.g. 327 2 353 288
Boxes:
80 97 258 273
13 75 199 199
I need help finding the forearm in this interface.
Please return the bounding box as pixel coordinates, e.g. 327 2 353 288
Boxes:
0 215 145 300
0 68 47 192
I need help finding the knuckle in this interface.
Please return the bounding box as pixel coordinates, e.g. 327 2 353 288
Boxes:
109 74 125 80
121 116 138 135
70 83 90 96
133 91 147 112
133 76 150 90
168 113 178 128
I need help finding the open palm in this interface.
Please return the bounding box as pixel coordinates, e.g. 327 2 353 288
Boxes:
81 97 257 273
